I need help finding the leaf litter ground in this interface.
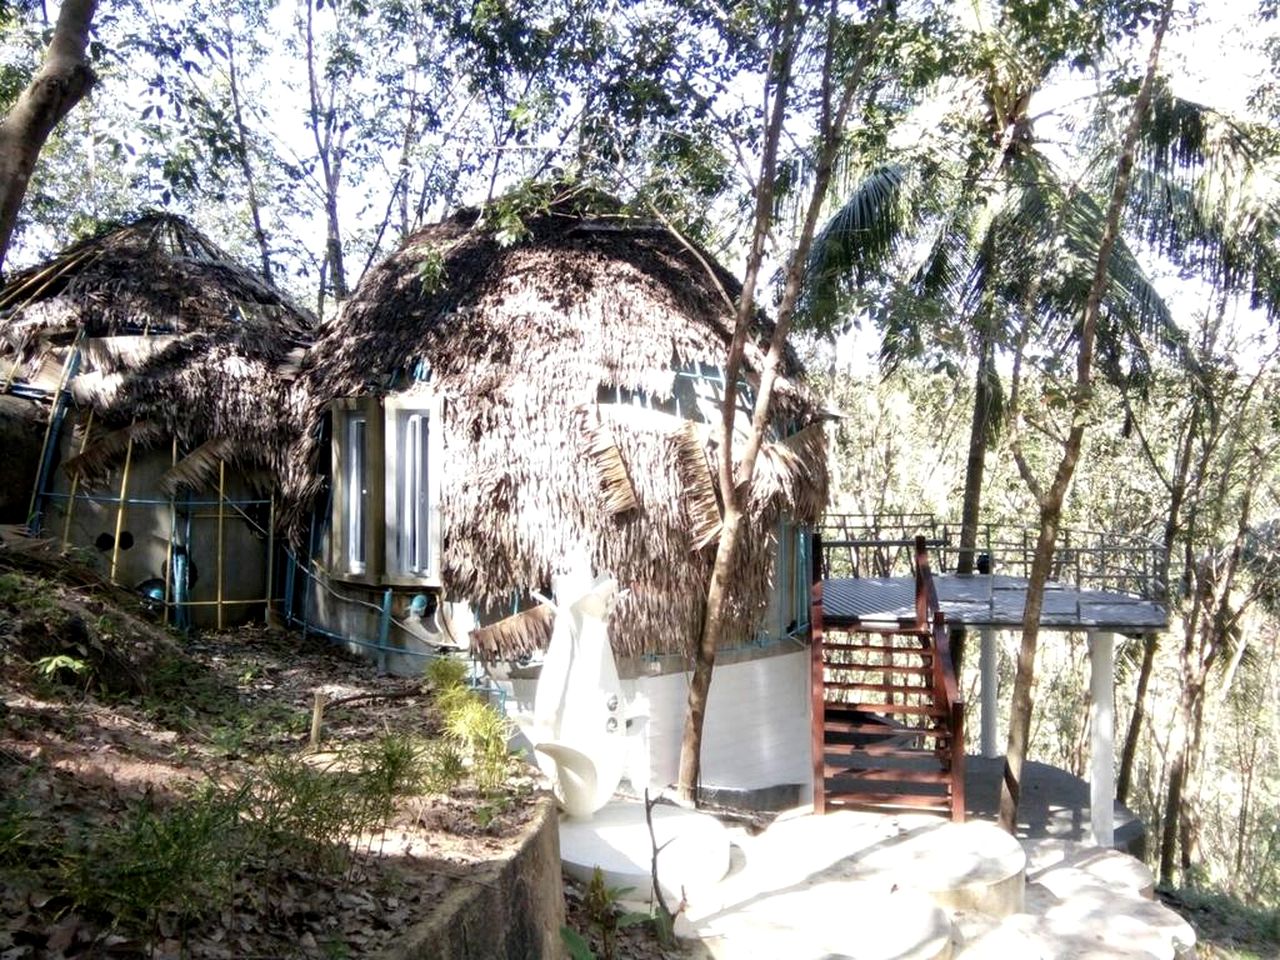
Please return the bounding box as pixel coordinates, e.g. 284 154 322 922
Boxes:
0 546 541 959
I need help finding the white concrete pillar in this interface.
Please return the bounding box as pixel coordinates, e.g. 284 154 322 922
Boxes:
980 628 1000 758
1089 630 1115 848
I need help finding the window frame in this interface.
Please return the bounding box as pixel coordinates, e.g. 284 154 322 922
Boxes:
383 393 444 586
330 397 384 584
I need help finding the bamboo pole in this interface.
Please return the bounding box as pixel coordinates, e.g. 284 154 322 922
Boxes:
109 424 137 583
163 437 177 625
216 458 226 631
59 409 94 552
265 492 275 625
26 334 83 526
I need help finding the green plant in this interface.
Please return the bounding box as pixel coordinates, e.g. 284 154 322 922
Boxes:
251 756 368 870
424 655 468 692
442 693 513 793
416 247 448 293
0 572 26 605
67 783 246 930
561 867 650 960
0 794 40 869
31 655 91 691
422 739 465 794
357 732 426 810
560 924 596 960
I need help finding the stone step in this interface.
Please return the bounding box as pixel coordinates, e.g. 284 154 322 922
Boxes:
951 840 1194 960
690 883 953 960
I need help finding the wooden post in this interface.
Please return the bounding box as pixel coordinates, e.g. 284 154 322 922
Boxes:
309 690 326 750
1089 630 1115 847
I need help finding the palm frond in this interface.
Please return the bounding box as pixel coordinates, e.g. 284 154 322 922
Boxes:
799 164 912 331
675 423 721 550
580 410 639 516
160 437 237 495
62 421 164 489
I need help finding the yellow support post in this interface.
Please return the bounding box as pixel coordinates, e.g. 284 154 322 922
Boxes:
162 437 177 625
109 424 137 584
26 335 83 525
60 410 94 553
265 493 275 626
216 459 226 631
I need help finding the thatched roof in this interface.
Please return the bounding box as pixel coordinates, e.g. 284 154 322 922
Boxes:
0 214 314 493
294 190 829 659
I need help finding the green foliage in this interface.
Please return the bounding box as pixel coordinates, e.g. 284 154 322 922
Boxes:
421 739 466 794
561 924 596 960
424 654 468 691
33 653 90 682
441 690 513 793
67 783 246 927
561 866 650 960
416 247 448 293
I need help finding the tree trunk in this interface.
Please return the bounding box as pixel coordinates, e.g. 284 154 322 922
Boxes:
225 31 272 283
999 0 1172 834
0 0 99 273
677 0 887 801
957 333 995 574
1116 633 1157 804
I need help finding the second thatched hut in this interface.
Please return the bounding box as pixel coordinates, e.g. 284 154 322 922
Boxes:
0 214 313 627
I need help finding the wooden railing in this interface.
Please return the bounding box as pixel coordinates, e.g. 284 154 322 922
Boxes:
915 535 965 823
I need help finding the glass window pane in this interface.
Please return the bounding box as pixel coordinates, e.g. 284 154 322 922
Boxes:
347 415 367 574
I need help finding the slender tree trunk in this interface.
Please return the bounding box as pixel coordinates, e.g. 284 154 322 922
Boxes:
304 0 347 306
1116 632 1157 804
225 31 272 283
677 0 887 800
958 332 995 574
999 0 1172 834
0 0 98 273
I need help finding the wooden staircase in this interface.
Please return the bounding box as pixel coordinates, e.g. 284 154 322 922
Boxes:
811 535 966 820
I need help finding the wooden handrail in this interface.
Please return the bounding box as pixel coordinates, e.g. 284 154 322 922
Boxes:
913 534 966 822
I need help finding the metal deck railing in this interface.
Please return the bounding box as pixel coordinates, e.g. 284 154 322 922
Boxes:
818 514 1166 602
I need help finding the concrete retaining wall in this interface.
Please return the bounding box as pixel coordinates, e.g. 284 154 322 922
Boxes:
381 795 566 960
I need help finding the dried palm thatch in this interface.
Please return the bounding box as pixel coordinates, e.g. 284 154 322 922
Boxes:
292 189 828 659
0 214 313 493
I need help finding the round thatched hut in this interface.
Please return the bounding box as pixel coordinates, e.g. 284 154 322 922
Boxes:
0 214 313 627
293 190 829 801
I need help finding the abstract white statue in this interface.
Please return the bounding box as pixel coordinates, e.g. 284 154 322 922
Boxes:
525 560 630 818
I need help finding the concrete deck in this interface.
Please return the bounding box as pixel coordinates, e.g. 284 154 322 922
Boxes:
822 574 1167 634
964 757 1145 857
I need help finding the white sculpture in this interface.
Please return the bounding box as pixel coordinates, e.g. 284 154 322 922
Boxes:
525 561 631 818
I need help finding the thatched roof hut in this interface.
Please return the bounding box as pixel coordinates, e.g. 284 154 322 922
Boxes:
295 192 828 660
0 214 313 498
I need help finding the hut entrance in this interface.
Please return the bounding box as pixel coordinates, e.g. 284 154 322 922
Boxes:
810 535 966 820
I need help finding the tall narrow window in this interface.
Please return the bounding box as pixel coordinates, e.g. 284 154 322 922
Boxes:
346 415 368 575
394 410 432 576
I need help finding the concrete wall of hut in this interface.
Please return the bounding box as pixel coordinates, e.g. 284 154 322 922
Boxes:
40 421 270 628
501 644 813 806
